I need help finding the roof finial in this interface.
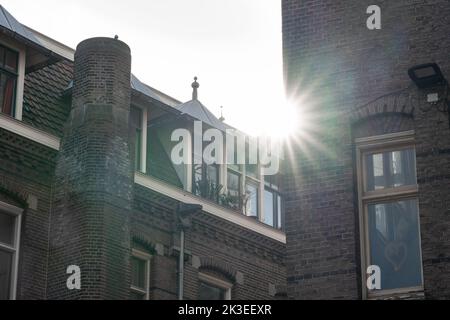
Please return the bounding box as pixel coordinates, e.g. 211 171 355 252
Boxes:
114 35 119 40
192 76 199 100
219 106 225 122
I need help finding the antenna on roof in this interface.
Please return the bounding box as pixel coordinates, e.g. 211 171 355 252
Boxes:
192 77 199 100
219 106 225 122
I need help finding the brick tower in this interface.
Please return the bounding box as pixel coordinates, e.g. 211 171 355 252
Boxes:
47 38 133 299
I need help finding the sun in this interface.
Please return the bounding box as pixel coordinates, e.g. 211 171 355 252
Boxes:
228 90 303 140
252 98 301 140
268 99 301 139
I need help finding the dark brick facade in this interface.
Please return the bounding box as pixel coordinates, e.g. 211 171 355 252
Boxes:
132 185 286 300
0 17 286 299
282 0 450 299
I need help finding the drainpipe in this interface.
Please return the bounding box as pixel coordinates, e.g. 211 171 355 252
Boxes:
178 228 185 300
176 203 202 300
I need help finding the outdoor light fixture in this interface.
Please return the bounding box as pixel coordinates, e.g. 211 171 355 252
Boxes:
408 63 450 129
408 63 446 89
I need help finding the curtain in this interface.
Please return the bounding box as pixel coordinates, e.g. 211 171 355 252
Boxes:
2 78 15 116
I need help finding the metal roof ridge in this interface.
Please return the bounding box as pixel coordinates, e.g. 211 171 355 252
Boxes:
0 6 12 30
0 5 41 46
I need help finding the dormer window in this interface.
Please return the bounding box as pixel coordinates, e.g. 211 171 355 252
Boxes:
0 44 18 117
134 77 286 231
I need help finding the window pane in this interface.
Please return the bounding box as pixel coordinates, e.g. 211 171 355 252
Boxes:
245 142 258 178
193 164 203 196
198 282 226 300
0 72 17 117
365 149 416 191
227 171 240 197
264 189 274 227
368 199 423 291
226 170 241 210
5 49 18 73
206 165 218 186
194 164 220 201
0 250 13 300
0 211 15 246
246 164 258 178
131 257 146 290
130 107 142 130
245 182 258 217
264 174 280 190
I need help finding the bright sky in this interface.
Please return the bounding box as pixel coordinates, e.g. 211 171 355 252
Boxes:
3 0 295 137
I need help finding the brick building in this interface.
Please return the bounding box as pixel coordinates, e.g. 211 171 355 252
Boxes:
2 1 449 301
283 0 450 299
0 5 286 300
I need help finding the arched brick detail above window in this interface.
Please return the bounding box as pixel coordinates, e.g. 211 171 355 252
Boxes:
349 89 415 125
197 257 238 283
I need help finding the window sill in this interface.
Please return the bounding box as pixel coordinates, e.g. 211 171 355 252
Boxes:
368 287 425 300
0 112 60 150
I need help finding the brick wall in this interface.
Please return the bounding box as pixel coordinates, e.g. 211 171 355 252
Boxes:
282 0 450 299
0 129 58 299
1 33 287 300
132 184 286 300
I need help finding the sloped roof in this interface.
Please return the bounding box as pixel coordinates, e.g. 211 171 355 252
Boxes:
131 74 180 108
0 5 41 46
177 99 228 131
66 75 182 109
2 5 229 134
23 61 73 137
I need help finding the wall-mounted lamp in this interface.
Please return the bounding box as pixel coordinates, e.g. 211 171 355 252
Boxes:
408 63 446 89
408 63 450 128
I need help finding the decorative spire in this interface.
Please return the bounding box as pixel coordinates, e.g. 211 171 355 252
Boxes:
192 76 199 100
219 106 225 122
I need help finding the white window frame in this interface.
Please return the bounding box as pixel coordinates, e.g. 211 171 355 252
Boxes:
0 201 23 300
355 130 424 299
133 118 284 230
0 37 26 121
244 172 261 218
198 272 232 300
131 105 148 174
263 182 283 230
130 249 151 300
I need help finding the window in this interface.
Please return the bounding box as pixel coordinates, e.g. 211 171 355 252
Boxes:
0 202 22 300
135 115 285 231
356 131 423 297
130 250 151 300
365 149 416 191
244 141 261 218
198 273 232 300
264 174 283 229
245 180 259 218
193 132 222 201
0 44 18 117
193 162 221 202
226 167 241 210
